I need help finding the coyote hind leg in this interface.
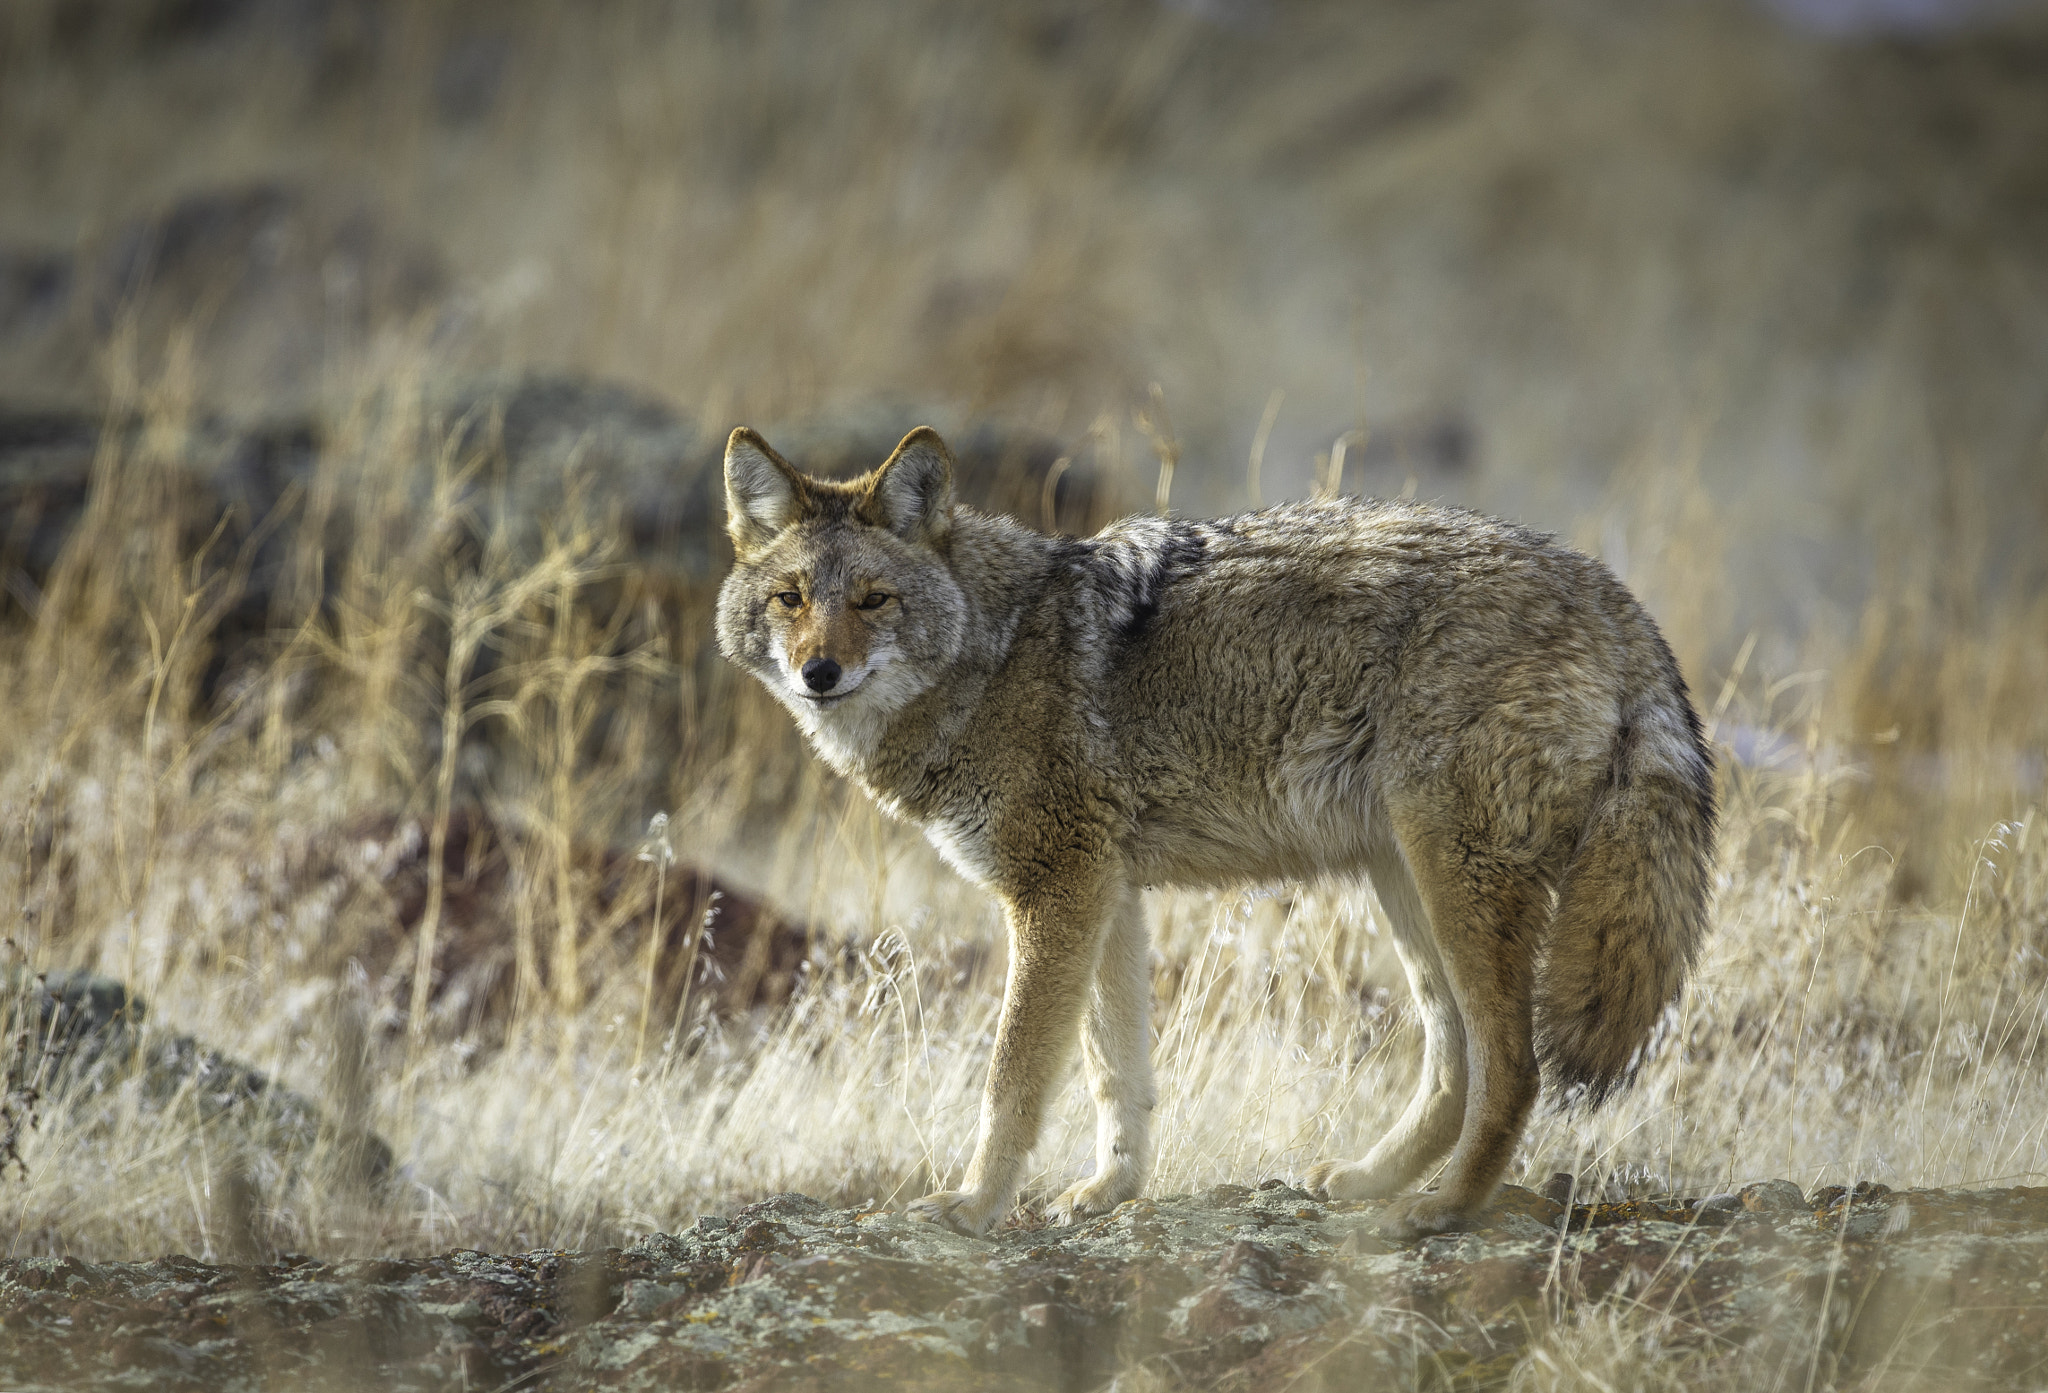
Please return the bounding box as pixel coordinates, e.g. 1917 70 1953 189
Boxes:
1374 804 1545 1240
1048 883 1155 1224
1303 851 1467 1201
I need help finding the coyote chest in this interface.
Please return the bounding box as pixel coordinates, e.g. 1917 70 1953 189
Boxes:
920 810 1001 886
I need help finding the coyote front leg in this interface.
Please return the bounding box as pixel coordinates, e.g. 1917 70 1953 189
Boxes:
1048 882 1154 1224
909 871 1115 1235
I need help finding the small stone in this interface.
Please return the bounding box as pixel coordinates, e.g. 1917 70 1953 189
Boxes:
52 1257 102 1294
1739 1180 1806 1213
1251 1181 1314 1204
694 1214 729 1233
1693 1193 1743 1224
1481 1184 1565 1231
624 1231 692 1265
1539 1172 1577 1205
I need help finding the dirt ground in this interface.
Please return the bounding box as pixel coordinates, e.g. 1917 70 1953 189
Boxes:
7 1182 2048 1391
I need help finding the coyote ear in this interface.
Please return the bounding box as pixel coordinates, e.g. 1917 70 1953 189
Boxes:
863 426 955 545
724 427 809 556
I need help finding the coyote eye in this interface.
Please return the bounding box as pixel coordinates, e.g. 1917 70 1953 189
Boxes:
857 592 891 611
775 591 803 608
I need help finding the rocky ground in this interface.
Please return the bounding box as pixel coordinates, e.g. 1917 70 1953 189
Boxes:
4 1179 2047 1391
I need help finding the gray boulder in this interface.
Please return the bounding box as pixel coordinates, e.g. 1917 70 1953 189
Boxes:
0 181 449 411
5 969 391 1184
0 375 1125 652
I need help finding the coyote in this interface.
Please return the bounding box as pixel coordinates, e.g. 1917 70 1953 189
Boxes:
715 425 1714 1238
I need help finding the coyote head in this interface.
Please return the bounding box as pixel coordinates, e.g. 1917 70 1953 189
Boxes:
714 426 969 749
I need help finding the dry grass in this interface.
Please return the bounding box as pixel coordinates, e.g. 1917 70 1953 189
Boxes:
2 0 2046 1386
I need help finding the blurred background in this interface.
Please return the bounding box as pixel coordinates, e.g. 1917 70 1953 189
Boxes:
2 0 2046 1282
8 0 2048 602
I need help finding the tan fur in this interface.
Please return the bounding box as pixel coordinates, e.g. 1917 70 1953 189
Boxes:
783 592 873 675
715 425 1715 1239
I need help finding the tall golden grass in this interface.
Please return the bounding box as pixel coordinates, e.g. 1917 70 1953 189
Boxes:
3 346 2041 1258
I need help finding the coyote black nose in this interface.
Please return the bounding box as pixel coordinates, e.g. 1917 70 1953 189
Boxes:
802 658 842 693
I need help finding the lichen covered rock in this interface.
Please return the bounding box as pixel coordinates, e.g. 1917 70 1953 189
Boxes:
4 1181 2048 1390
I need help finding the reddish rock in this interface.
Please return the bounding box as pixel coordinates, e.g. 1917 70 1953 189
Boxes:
324 810 830 1043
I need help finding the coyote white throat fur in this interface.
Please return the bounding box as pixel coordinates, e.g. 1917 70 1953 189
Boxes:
714 424 1715 1239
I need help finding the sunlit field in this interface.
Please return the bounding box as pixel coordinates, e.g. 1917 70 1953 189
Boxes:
3 2 2046 1386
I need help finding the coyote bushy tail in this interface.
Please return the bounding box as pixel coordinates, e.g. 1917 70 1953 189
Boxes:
1536 669 1717 1106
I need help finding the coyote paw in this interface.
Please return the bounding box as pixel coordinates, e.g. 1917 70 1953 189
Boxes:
1301 1159 1405 1202
1046 1171 1142 1226
905 1189 1005 1236
1377 1191 1473 1241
